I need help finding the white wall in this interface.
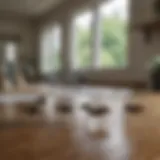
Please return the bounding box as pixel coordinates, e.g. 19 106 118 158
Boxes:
38 0 160 84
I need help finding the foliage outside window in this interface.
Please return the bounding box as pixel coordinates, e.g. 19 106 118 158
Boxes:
100 0 128 68
74 0 128 69
40 0 128 72
74 11 93 69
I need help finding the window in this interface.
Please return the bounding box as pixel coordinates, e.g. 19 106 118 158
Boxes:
5 42 17 63
40 24 62 74
71 0 128 70
74 11 93 69
99 0 128 68
0 41 18 65
0 41 18 63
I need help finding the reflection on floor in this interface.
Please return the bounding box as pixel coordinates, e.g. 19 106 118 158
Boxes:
0 86 159 160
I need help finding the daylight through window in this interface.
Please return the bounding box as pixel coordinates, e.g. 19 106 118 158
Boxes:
74 11 93 69
72 0 128 70
40 24 62 74
99 0 128 68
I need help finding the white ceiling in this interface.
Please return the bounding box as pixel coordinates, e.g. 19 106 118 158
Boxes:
0 0 66 16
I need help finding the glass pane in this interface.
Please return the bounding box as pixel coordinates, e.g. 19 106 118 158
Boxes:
51 26 61 70
74 11 93 69
40 25 62 74
100 0 128 68
5 42 17 62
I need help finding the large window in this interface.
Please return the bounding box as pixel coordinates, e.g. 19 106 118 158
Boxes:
99 0 128 68
72 0 128 70
40 0 129 73
74 11 93 69
40 24 62 74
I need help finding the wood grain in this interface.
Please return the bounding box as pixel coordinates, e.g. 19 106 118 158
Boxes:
0 87 159 160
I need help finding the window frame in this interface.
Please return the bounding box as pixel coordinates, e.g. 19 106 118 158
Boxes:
71 0 130 73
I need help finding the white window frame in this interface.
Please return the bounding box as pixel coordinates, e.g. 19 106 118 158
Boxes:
71 0 129 73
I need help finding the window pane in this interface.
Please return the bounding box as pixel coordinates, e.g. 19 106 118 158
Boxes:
74 11 93 69
50 26 61 70
5 42 17 62
40 25 62 74
100 0 128 68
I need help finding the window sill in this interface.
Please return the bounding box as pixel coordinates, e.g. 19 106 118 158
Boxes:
73 67 128 75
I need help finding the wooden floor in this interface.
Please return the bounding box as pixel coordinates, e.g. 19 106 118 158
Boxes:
0 86 160 160
127 92 160 160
